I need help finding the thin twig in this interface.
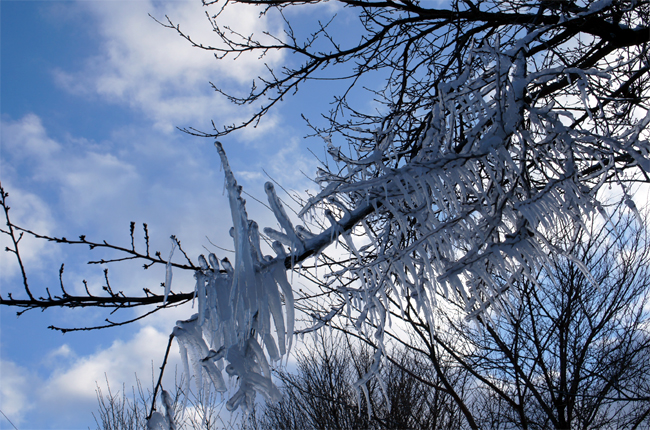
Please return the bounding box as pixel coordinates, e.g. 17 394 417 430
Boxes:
148 333 176 420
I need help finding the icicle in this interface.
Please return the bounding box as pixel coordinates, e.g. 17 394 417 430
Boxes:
221 257 233 275
265 182 304 254
147 412 169 430
201 356 227 392
263 333 281 363
208 253 220 270
161 390 176 430
160 142 299 416
272 261 294 356
198 254 208 270
263 227 293 246
174 332 191 411
195 270 207 325
163 237 177 305
264 271 286 356
249 221 264 263
295 224 316 240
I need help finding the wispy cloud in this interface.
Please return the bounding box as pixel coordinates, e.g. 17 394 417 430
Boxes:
0 360 38 427
1 112 234 299
0 326 179 429
53 0 285 133
0 4 319 427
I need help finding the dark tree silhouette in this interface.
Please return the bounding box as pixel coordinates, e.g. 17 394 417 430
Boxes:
460 212 650 429
248 332 467 430
327 208 650 430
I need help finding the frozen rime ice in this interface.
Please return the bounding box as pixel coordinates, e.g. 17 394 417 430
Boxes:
163 238 176 305
292 41 650 401
146 390 175 430
150 142 295 424
149 38 650 426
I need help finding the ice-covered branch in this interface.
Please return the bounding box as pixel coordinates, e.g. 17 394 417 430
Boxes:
292 39 650 402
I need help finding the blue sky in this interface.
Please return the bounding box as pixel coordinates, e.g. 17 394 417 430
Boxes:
3 2 650 429
0 1 357 428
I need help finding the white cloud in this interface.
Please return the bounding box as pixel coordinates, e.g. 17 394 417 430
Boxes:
54 0 285 133
0 185 58 282
0 326 181 429
1 114 141 227
0 360 38 426
46 344 74 361
44 326 172 401
0 113 61 159
0 110 313 303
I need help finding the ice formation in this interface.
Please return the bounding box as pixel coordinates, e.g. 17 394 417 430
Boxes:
297 40 650 395
147 390 176 430
149 37 650 423
156 142 299 421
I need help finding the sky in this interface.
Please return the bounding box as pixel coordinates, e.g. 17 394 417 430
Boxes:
3 2 649 429
0 1 356 428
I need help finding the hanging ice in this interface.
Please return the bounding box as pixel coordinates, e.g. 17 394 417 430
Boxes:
286 39 650 408
149 142 298 422
149 37 650 424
